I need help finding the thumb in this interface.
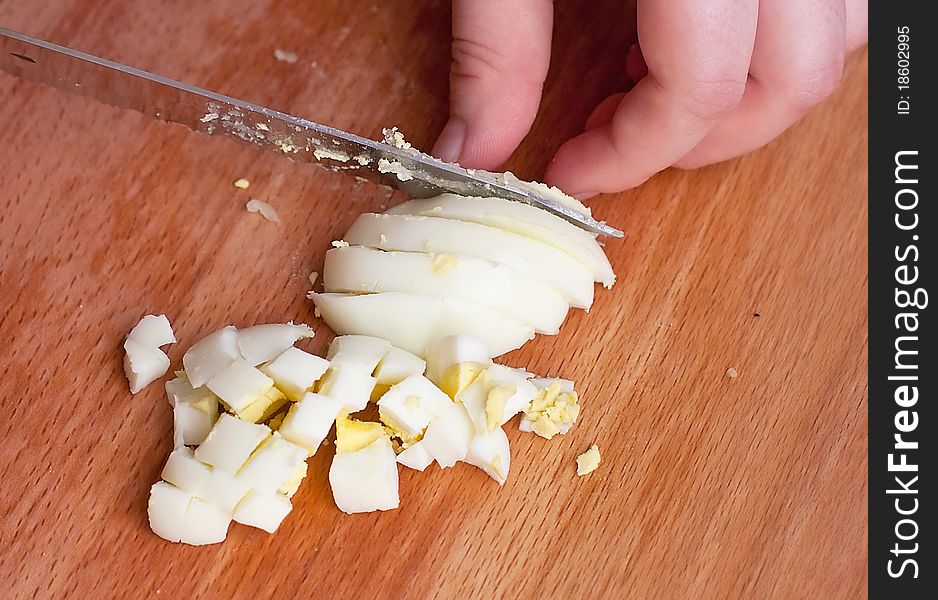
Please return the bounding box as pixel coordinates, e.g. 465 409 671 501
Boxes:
432 0 553 169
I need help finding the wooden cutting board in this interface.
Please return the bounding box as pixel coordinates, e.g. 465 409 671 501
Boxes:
0 1 868 598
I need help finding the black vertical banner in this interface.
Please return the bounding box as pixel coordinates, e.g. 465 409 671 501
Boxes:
869 3 936 598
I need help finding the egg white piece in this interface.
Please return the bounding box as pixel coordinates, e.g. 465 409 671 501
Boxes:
161 447 211 495
466 427 511 485
147 481 192 544
373 346 426 386
278 392 345 452
309 292 534 358
387 195 615 288
323 246 568 333
396 441 434 471
199 468 252 512
127 314 176 348
344 213 595 308
123 339 171 394
194 414 270 475
329 437 400 514
376 374 452 440
261 347 330 400
233 490 293 533
421 402 475 468
165 376 219 446
183 497 232 546
205 359 275 413
237 434 308 494
316 365 376 413
326 335 391 373
425 335 492 386
183 326 241 387
237 323 314 366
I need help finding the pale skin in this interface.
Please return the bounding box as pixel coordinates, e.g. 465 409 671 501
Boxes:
431 0 869 198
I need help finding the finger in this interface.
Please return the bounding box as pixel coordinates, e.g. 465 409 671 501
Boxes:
676 0 846 169
585 93 626 131
545 0 758 195
431 0 553 169
845 0 868 52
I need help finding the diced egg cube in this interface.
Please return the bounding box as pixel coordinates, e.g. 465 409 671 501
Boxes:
123 339 171 394
194 414 270 474
425 335 492 387
183 497 232 545
377 374 451 441
206 359 275 413
233 490 293 533
459 365 537 433
327 335 391 373
373 346 426 387
334 416 387 454
161 447 211 494
420 403 474 468
396 440 434 471
127 314 176 348
316 366 376 413
236 323 314 366
260 347 330 400
183 326 241 387
199 468 252 512
329 437 399 514
234 385 288 424
466 427 511 485
278 392 344 452
147 481 192 543
172 397 219 447
237 434 308 494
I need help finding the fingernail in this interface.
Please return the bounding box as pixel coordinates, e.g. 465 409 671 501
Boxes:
432 118 467 163
574 192 599 201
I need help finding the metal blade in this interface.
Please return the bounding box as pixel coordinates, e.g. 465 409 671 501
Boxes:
0 27 622 237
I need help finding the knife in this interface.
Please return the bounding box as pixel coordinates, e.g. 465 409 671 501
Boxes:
0 27 622 237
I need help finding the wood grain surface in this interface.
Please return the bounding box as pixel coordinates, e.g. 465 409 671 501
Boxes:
0 1 868 598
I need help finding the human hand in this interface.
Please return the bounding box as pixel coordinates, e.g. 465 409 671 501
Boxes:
431 0 868 198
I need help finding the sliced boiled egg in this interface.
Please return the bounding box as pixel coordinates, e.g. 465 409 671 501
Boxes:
323 245 569 334
343 213 595 308
386 194 615 288
309 292 534 357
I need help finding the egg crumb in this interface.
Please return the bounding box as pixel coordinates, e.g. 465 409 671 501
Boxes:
274 49 299 64
233 178 250 189
308 272 319 286
725 367 738 378
246 199 280 224
521 381 579 440
576 445 601 476
332 240 350 248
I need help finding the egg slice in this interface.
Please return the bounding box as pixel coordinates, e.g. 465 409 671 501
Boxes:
316 365 376 413
233 490 293 533
459 365 538 433
309 292 534 358
518 378 580 439
376 374 452 444
420 402 475 468
183 326 241 387
237 323 314 365
343 213 595 308
386 195 615 288
260 347 330 401
329 417 399 514
465 427 511 485
323 246 568 334
193 414 271 475
278 392 345 452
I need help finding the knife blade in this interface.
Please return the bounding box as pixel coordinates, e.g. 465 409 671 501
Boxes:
0 27 622 237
